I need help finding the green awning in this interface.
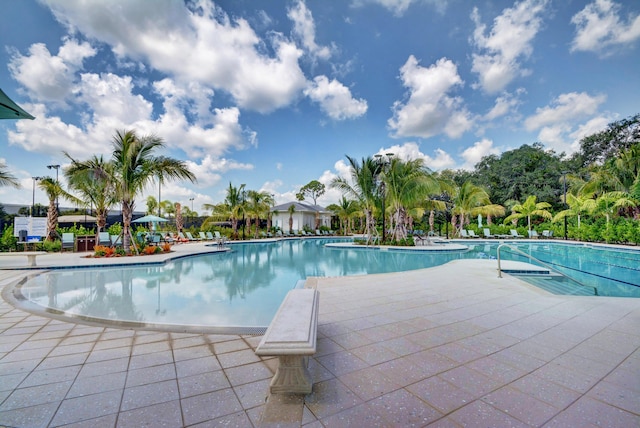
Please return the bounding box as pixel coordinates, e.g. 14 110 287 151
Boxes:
0 88 35 120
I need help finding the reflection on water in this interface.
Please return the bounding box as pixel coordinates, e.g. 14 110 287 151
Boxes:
18 239 640 329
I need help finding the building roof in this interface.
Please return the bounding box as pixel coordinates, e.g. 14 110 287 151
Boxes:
272 201 329 213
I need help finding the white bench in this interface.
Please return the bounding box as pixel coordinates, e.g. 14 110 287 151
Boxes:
0 251 48 267
255 288 319 394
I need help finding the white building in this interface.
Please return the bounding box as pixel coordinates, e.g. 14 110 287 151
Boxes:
271 202 332 232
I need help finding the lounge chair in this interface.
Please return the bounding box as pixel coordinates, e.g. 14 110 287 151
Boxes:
98 232 111 246
483 228 495 238
111 234 121 246
528 230 540 239
214 231 227 245
510 229 524 238
185 232 200 241
206 231 215 240
542 230 553 238
467 230 480 238
199 231 208 240
61 233 75 251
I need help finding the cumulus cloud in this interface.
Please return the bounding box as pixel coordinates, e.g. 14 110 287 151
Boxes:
288 0 333 61
305 76 368 120
483 90 524 121
470 0 548 94
524 91 607 153
388 56 472 139
42 0 307 113
460 138 500 170
375 143 456 171
351 0 448 17
571 0 640 53
8 37 96 103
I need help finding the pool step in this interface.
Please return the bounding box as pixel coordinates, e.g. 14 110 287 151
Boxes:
514 273 594 296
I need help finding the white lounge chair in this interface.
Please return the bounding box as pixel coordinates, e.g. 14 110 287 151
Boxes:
467 230 480 238
483 228 495 238
459 229 470 238
510 229 524 238
542 230 553 238
61 233 75 251
528 230 540 239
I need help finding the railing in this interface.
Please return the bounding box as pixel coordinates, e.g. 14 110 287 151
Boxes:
497 243 598 296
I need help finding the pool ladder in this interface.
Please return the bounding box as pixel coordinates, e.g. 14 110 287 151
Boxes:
496 243 598 296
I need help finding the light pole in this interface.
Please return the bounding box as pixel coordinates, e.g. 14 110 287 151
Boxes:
374 152 394 244
47 164 60 213
562 171 568 240
189 197 194 227
31 176 43 217
241 185 246 240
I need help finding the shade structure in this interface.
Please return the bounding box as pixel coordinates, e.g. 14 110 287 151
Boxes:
0 88 35 120
58 215 97 223
132 214 169 223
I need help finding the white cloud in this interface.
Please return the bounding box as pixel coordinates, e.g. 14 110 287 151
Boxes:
460 138 500 170
524 92 606 131
8 37 96 103
388 56 472 139
351 0 448 17
571 0 640 53
375 142 456 171
568 116 610 152
288 0 333 61
484 90 523 121
42 0 307 113
305 76 368 120
524 92 607 153
470 0 548 94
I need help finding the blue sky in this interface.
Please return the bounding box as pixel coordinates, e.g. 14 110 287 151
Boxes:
1 0 639 213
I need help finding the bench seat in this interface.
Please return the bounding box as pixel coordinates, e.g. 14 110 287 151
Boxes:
255 288 319 394
0 251 47 267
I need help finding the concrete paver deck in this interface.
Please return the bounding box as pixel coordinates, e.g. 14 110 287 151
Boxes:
1 243 639 427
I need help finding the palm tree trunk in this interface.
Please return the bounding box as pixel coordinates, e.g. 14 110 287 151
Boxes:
46 199 58 241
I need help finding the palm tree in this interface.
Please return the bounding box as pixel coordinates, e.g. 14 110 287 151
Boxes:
504 195 552 232
449 181 495 235
331 156 380 244
327 196 359 235
552 193 596 229
110 130 195 254
245 190 273 238
202 182 245 239
146 196 158 215
65 154 117 240
384 158 441 242
38 177 79 241
287 203 296 235
0 162 20 188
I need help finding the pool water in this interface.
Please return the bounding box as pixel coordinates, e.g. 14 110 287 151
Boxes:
16 239 640 330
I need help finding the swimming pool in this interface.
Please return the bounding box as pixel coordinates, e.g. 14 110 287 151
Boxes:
12 238 640 332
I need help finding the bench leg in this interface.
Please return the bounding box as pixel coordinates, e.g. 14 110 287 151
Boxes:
27 255 37 267
269 355 312 395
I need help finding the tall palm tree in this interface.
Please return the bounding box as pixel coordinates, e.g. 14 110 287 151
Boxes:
384 158 441 241
245 190 273 238
504 195 552 232
202 182 245 239
0 162 20 188
65 154 117 240
331 156 380 244
110 130 195 253
38 177 79 241
287 203 296 234
449 181 495 235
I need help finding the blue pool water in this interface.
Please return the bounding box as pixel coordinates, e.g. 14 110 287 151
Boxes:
16 239 640 330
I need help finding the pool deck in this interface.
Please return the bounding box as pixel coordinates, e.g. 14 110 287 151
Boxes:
1 241 639 427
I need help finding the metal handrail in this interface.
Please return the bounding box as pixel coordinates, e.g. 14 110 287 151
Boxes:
497 243 598 296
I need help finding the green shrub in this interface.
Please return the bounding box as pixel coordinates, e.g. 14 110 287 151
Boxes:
0 225 17 252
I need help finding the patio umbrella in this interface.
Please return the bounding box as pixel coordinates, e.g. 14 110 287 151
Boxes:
0 88 35 120
133 214 168 231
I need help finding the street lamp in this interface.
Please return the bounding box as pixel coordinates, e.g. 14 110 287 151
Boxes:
47 164 60 213
374 152 394 244
31 176 43 217
189 197 194 227
562 171 568 240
